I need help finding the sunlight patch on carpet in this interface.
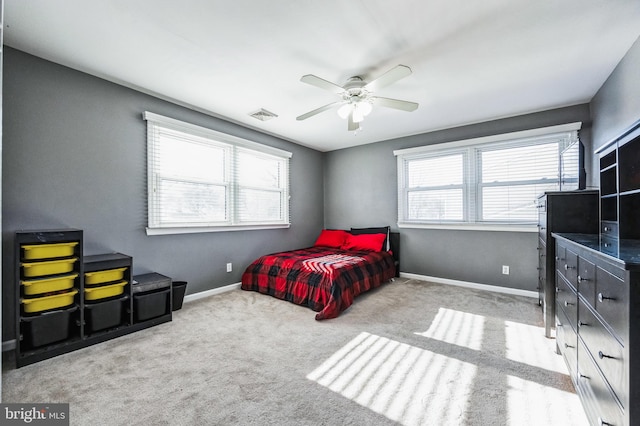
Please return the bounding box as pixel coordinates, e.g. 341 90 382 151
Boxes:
414 307 485 350
307 332 476 426
506 375 589 425
504 320 567 374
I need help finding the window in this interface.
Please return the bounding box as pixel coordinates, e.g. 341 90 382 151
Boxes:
144 112 291 235
395 123 581 230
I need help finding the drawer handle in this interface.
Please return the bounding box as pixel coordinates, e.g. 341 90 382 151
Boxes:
577 275 590 283
556 322 562 327
598 417 613 426
564 300 574 307
597 293 615 303
564 264 575 270
598 351 615 360
579 373 589 380
556 287 561 294
564 343 574 349
578 321 589 327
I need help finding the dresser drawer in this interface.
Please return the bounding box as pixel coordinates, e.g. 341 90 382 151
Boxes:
577 339 624 426
538 215 547 243
538 238 546 285
595 266 628 344
600 236 619 256
555 306 578 379
601 221 619 238
556 247 578 291
577 255 597 308
578 299 627 408
556 272 578 330
555 243 565 271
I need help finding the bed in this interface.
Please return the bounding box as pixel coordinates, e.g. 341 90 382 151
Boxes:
241 228 399 320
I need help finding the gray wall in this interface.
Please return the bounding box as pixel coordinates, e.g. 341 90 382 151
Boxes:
324 105 592 291
590 35 640 181
2 48 324 339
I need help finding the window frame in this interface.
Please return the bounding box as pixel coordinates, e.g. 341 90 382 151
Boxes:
394 123 582 232
144 112 292 235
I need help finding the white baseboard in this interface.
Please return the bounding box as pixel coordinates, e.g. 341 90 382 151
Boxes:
183 282 241 304
399 272 538 299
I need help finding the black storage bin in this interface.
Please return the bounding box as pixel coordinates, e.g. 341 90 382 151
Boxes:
132 273 171 322
172 281 187 311
134 288 170 322
22 306 77 348
85 295 128 332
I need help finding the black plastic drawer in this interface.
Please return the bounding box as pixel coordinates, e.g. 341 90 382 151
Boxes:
21 306 77 348
85 295 129 333
134 288 170 322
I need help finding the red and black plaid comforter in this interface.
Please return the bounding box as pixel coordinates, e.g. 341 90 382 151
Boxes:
241 246 396 320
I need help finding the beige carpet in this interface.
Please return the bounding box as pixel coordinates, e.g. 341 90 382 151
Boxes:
2 278 588 425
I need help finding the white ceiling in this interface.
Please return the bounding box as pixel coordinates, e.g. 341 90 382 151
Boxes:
4 1 640 152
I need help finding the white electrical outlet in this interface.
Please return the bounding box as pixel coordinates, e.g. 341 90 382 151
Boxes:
226 263 232 272
502 265 510 275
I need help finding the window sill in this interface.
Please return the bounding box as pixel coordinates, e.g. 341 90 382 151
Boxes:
146 224 290 236
398 222 537 233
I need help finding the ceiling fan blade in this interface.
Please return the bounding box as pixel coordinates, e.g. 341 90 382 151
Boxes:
296 101 343 121
364 65 412 91
348 112 360 131
372 96 419 112
300 74 345 94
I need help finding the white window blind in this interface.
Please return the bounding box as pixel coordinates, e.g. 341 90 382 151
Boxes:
395 123 581 229
144 112 291 234
406 152 466 221
478 139 560 222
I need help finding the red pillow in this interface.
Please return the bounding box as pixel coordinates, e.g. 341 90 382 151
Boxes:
314 229 349 248
341 233 386 252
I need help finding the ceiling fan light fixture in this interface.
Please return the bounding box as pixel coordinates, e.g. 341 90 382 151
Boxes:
352 107 365 123
358 101 373 116
337 103 352 119
337 100 372 122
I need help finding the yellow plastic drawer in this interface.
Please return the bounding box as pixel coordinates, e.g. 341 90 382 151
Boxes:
22 242 79 260
85 267 127 285
21 258 78 278
21 289 78 313
21 273 78 296
84 281 127 301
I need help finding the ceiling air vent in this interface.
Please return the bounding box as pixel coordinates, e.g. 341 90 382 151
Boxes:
249 109 278 122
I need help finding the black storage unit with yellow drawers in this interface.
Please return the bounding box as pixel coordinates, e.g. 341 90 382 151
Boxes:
15 230 172 367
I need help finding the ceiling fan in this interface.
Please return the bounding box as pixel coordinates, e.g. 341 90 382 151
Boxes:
296 64 419 132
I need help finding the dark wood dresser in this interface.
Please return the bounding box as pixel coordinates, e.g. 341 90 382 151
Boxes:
553 233 640 426
550 118 640 426
537 191 599 338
